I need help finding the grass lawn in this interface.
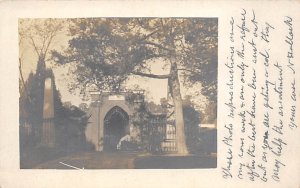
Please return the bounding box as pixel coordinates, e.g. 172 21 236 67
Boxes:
30 151 216 169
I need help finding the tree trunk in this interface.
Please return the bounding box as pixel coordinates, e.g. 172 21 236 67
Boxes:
169 61 188 154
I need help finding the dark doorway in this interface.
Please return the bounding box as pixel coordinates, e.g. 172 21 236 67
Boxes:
103 106 129 151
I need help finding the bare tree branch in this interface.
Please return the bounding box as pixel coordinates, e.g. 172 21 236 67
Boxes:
44 32 56 57
167 110 175 119
40 34 48 55
141 41 174 52
131 71 170 79
177 68 199 74
138 28 160 42
29 36 40 57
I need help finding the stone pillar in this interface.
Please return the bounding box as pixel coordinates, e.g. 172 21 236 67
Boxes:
86 92 103 151
41 77 55 147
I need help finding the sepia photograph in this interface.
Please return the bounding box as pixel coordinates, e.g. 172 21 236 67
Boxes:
18 18 218 169
0 1 298 187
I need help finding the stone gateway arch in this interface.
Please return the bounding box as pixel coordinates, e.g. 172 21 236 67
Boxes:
103 106 129 151
85 91 136 151
85 91 177 152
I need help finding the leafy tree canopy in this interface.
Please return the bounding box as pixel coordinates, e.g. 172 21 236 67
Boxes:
53 18 217 102
52 18 217 154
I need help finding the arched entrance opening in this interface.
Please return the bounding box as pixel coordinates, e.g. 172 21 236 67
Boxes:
103 106 129 151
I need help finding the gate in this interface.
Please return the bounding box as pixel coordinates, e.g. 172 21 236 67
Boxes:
162 124 177 152
147 115 177 153
147 115 165 152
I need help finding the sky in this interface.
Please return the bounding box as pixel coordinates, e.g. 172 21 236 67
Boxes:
19 19 208 111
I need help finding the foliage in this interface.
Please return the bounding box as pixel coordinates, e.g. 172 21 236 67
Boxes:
55 105 92 152
201 100 217 124
181 19 218 103
19 19 65 59
182 96 201 153
19 66 62 140
19 18 66 141
19 19 94 165
130 101 167 152
53 18 217 154
19 66 92 152
130 103 151 149
53 18 217 100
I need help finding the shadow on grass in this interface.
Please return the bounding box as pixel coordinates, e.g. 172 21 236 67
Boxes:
134 155 217 169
